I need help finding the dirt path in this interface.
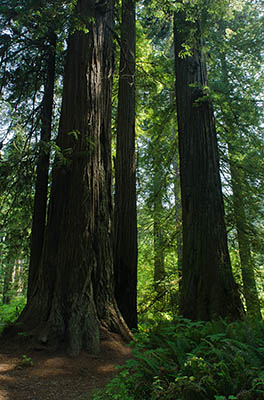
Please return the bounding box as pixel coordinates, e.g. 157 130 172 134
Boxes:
0 331 132 400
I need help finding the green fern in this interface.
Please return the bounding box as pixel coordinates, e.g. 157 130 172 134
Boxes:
91 318 264 400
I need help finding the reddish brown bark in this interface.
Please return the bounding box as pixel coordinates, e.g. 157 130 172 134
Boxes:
16 0 131 356
174 10 244 320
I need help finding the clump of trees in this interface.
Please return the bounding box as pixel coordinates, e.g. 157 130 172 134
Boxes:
0 0 263 356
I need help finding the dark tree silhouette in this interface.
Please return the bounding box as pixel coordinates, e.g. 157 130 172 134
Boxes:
27 31 56 300
114 0 138 329
174 9 244 320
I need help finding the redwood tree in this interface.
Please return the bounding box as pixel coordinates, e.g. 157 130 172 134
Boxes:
114 0 137 329
174 9 244 320
17 0 130 356
27 31 57 300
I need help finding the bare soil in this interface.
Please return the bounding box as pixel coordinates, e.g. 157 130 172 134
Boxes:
0 330 132 400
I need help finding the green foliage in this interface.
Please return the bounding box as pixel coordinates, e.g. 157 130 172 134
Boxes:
0 130 34 299
0 0 70 303
136 4 182 320
137 0 264 319
205 0 264 312
18 354 34 368
92 318 264 400
0 296 26 333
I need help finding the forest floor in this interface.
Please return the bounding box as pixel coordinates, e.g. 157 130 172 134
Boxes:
0 329 132 400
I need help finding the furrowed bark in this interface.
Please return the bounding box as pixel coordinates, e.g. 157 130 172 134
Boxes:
16 0 132 356
174 9 244 320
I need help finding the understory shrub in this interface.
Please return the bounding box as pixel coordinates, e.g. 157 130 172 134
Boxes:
92 318 264 400
0 296 26 333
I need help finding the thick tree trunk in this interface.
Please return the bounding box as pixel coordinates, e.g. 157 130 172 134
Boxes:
114 0 137 329
17 0 131 356
27 32 56 300
174 11 244 320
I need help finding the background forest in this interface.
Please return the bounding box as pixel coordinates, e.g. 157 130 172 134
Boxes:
0 0 264 399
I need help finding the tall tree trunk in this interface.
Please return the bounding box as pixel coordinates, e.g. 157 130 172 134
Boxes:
218 53 262 320
174 10 244 320
3 261 13 305
153 214 165 288
114 0 137 329
172 127 182 286
27 31 56 300
16 0 131 356
153 155 165 290
13 259 23 295
229 153 262 319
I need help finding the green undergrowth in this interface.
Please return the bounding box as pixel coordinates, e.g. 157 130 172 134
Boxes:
91 318 264 400
0 296 26 333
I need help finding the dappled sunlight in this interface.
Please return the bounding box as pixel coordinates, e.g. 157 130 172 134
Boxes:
0 331 132 400
0 363 17 373
96 362 118 374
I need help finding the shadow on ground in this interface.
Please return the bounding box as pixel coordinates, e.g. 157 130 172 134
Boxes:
0 330 132 400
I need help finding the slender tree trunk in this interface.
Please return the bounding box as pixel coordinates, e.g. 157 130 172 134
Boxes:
172 127 182 285
27 32 56 300
114 0 137 329
218 54 262 320
3 262 13 305
153 216 165 287
229 148 262 319
16 0 131 356
153 157 165 289
13 259 23 295
174 10 244 320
